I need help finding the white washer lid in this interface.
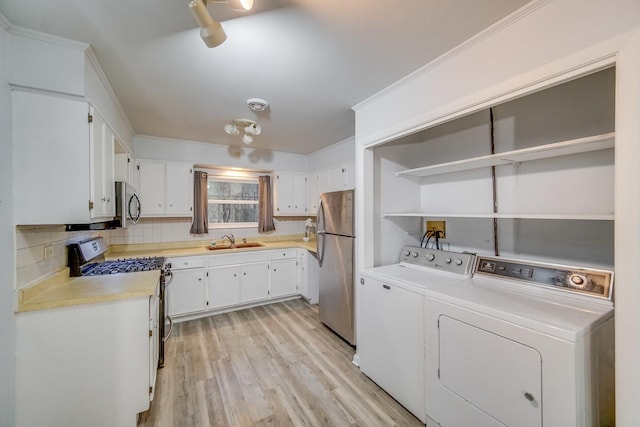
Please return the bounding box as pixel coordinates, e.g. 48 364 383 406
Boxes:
424 275 613 341
363 264 470 294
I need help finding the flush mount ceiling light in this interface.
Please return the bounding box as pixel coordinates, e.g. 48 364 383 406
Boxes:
225 118 262 144
189 0 254 48
247 98 269 112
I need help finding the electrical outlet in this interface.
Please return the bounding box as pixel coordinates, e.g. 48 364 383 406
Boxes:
44 245 54 260
426 220 446 239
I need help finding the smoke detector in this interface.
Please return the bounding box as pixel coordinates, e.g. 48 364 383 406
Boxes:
247 98 269 112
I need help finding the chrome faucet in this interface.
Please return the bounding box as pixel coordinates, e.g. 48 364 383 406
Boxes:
222 233 235 246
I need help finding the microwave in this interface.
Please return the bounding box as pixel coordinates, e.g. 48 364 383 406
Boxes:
114 181 141 228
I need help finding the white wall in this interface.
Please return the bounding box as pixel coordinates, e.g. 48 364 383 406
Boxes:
0 15 16 427
7 28 85 96
135 134 308 173
307 136 355 171
84 50 135 153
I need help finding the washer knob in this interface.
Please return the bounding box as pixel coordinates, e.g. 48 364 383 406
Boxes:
455 259 463 266
569 273 588 288
411 252 419 258
426 253 435 261
444 257 452 264
402 250 410 256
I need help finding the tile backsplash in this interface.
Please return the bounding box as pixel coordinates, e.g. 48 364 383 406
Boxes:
16 217 307 288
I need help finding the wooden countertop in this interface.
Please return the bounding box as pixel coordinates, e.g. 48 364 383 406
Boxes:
18 237 317 313
17 269 160 313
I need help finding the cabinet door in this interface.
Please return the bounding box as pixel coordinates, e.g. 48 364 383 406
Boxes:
298 251 308 299
208 266 241 309
102 125 115 217
13 91 96 225
149 287 159 401
270 259 298 298
167 269 206 316
274 173 294 215
138 160 166 216
275 172 307 215
241 262 270 303
165 162 193 216
292 174 307 214
343 162 355 190
89 110 114 219
307 173 319 214
358 276 425 422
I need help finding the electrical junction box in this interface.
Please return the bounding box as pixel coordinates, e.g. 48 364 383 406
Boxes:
426 220 446 239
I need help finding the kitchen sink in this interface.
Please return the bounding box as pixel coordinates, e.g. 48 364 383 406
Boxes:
206 242 265 250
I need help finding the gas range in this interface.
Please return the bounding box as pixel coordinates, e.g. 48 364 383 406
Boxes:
67 236 173 368
81 257 166 276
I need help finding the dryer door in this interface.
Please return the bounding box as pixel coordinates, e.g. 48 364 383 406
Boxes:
439 315 542 427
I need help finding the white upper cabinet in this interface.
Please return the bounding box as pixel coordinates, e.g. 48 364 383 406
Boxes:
138 159 193 217
114 152 139 188
307 173 319 215
13 90 115 225
89 108 115 219
273 172 307 215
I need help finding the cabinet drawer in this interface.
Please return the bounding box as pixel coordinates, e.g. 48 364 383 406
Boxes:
167 256 205 270
208 251 270 267
270 248 298 260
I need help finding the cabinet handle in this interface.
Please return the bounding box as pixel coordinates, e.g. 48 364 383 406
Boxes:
383 284 390 290
243 272 247 276
360 278 365 285
198 278 202 281
233 274 237 277
524 392 535 402
273 269 277 272
101 197 106 202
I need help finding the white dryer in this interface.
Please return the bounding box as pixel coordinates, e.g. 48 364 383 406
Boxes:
424 255 615 427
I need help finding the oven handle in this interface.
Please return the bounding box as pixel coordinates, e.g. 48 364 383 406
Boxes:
163 315 174 342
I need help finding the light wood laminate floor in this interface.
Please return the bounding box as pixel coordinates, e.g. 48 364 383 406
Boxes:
138 298 423 427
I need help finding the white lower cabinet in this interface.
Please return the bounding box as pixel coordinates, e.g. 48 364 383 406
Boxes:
16 293 156 427
358 274 426 423
168 248 308 320
207 251 271 311
166 256 206 316
270 249 298 299
298 249 319 304
207 262 269 309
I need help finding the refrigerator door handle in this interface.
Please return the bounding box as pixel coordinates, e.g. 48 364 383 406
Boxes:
317 199 325 234
317 232 325 267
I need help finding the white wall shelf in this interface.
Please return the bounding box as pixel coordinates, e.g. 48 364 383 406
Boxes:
396 132 615 178
382 212 614 221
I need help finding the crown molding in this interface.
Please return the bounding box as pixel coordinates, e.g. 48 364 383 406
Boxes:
7 22 88 51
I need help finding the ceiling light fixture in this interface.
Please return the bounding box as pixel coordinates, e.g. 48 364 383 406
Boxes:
247 98 270 112
189 0 253 48
189 0 227 48
225 118 262 144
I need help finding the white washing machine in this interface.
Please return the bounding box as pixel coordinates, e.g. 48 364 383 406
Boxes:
359 247 475 423
424 255 615 427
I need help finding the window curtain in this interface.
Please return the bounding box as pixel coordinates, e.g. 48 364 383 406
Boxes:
190 171 208 234
258 175 276 233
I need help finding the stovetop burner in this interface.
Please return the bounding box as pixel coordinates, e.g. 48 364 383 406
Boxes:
81 256 166 276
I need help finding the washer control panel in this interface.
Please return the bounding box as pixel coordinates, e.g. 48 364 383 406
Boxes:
475 256 614 300
399 246 475 276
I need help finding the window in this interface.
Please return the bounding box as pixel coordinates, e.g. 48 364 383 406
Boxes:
208 177 259 228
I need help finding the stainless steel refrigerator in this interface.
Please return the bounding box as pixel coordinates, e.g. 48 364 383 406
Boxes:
317 189 355 345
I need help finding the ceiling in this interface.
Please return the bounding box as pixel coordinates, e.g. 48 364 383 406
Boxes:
0 0 531 155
